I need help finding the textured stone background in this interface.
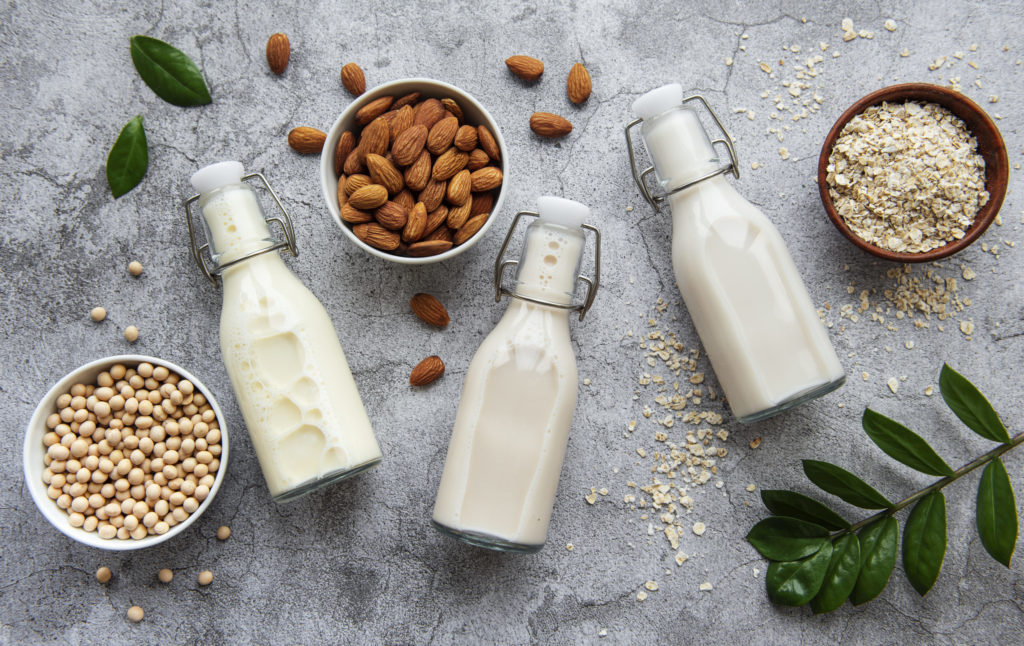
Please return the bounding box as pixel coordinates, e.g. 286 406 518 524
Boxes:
2 0 1022 644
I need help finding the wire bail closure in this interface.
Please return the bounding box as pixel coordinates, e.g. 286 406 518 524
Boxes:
493 211 601 321
183 172 299 286
624 94 741 212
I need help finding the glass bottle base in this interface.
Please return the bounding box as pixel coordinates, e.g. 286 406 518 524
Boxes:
431 520 543 554
736 375 847 424
271 457 382 504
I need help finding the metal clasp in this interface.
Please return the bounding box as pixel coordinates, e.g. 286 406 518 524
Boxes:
183 172 298 286
624 94 741 211
492 211 601 321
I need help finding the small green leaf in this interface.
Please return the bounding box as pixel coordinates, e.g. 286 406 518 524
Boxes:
810 534 862 614
939 364 1011 444
765 541 833 606
130 35 212 106
761 490 850 531
902 491 947 596
746 516 830 561
977 458 1017 567
106 115 148 198
851 516 899 605
803 460 893 510
862 409 955 477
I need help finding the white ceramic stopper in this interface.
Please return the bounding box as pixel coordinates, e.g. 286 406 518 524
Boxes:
536 196 589 228
191 161 245 195
631 83 683 120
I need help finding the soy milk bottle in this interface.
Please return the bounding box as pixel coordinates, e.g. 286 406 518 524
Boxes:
625 84 844 422
432 197 600 553
185 161 382 502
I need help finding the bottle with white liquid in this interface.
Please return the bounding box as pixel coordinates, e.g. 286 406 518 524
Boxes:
432 197 600 553
184 161 382 502
625 84 844 422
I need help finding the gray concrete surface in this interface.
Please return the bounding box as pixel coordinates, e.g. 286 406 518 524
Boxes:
2 1 1022 643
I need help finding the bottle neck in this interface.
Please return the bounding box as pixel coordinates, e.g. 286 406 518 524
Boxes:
198 183 277 267
642 106 719 193
512 220 585 308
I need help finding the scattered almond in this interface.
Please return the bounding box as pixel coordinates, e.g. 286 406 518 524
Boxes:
288 127 327 154
410 355 446 386
265 33 290 75
340 63 366 96
410 293 450 327
567 63 592 104
530 112 573 138
505 55 544 81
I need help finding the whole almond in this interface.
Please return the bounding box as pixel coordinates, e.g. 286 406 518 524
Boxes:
366 154 404 195
408 240 453 257
454 213 488 245
477 125 501 161
413 98 446 129
446 198 473 229
266 33 290 75
530 112 573 138
375 201 408 230
567 62 592 104
470 191 494 217
353 222 400 251
336 175 348 209
425 206 449 236
333 130 356 176
393 189 416 211
402 202 428 244
389 104 414 141
393 91 421 110
355 96 394 126
343 147 365 175
470 167 503 192
359 117 390 159
341 202 374 224
425 225 454 243
410 355 445 386
505 55 544 81
432 148 469 181
418 178 447 212
441 98 463 122
288 127 326 154
427 116 459 155
446 169 471 206
340 62 366 96
345 174 371 195
453 125 478 152
348 184 389 210
410 293 450 327
467 148 490 171
392 124 429 166
404 149 432 191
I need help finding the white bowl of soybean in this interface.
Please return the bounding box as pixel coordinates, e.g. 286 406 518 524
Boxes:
23 355 229 551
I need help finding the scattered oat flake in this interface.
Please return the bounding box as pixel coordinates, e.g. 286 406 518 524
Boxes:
759 61 772 73
887 377 899 394
700 581 713 591
778 147 790 160
749 437 761 449
960 320 975 336
725 57 734 66
692 522 707 536
598 629 607 638
862 371 869 381
904 340 914 349
566 543 574 551
636 591 648 602
675 551 689 566
884 19 897 31
900 49 910 57
644 580 659 591
962 266 976 280
746 483 756 492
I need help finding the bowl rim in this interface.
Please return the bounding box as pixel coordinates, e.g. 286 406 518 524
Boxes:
817 82 1009 263
319 77 509 265
23 354 229 551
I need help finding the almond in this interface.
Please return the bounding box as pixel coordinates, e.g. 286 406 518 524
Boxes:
446 198 473 229
375 201 408 230
427 116 459 155
418 178 447 212
340 62 366 96
567 62 592 104
413 98 446 129
505 55 544 81
366 154 404 195
432 148 469 181
467 148 490 171
348 184 389 210
424 206 449 236
265 33 290 75
530 112 573 138
287 127 326 154
408 239 453 257
359 116 390 158
393 189 416 211
410 355 445 386
446 169 471 206
341 202 373 224
389 104 414 142
355 96 394 126
392 124 428 166
470 167 503 192
333 130 356 176
425 225 454 242
454 213 488 245
343 146 365 175
345 174 371 195
353 222 400 251
410 293 450 327
393 91 421 110
470 191 494 217
403 149 432 191
441 98 463 122
402 202 428 243
453 125 478 151
336 176 348 209
477 125 501 161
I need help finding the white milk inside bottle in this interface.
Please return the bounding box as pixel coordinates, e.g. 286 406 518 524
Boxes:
189 161 382 502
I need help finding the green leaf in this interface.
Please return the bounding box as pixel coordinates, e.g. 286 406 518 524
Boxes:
902 491 947 596
851 516 899 605
106 115 148 198
803 460 893 510
765 541 833 606
810 534 862 614
862 409 955 477
761 490 850 531
977 458 1018 567
130 35 212 106
939 364 1011 444
746 516 830 561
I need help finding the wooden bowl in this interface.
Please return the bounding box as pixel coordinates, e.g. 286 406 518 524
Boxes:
817 83 1008 262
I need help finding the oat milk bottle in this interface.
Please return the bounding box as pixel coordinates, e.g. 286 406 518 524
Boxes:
185 161 382 502
626 84 845 422
432 197 600 553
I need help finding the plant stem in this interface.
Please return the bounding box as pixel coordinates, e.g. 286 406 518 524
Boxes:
837 431 1024 536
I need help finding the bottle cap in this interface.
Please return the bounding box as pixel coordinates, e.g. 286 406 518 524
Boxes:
631 83 683 120
190 161 245 195
536 196 590 228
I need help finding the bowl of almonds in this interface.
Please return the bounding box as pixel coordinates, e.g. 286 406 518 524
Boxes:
320 78 508 263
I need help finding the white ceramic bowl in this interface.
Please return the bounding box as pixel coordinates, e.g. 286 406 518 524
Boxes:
320 78 509 264
23 355 229 551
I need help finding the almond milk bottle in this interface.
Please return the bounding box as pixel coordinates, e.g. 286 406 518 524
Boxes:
626 84 845 422
432 197 600 553
185 162 382 502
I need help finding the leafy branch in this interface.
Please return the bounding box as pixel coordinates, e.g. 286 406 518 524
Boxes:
746 364 1020 613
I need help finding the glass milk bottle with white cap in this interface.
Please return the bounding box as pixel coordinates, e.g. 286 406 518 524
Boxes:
184 161 382 502
625 84 844 422
432 196 601 553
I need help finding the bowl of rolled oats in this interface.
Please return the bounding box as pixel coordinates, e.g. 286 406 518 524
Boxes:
818 83 1008 262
